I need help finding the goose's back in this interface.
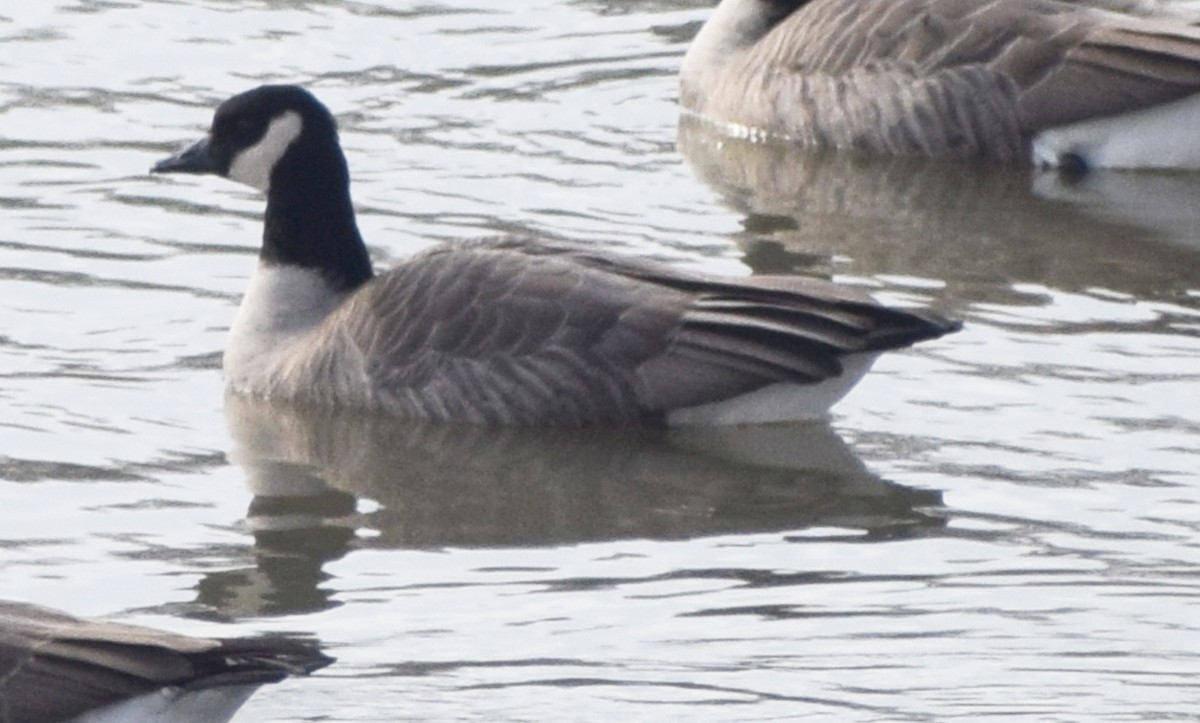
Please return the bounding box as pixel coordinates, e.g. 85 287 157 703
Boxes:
283 240 686 424
274 238 954 426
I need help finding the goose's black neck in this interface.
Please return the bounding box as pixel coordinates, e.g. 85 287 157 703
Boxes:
260 128 374 293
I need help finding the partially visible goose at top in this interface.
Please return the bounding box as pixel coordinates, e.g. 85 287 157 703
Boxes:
1076 0 1200 17
681 0 1200 169
151 85 958 427
0 599 331 723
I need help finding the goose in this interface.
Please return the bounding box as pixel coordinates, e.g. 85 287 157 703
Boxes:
151 85 959 426
680 0 1200 170
0 599 331 723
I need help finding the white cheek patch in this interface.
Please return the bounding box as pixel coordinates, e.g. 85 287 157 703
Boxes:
228 110 303 191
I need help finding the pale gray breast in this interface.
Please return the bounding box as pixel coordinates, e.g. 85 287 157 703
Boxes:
681 0 1200 161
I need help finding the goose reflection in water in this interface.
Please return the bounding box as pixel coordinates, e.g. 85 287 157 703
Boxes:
678 116 1200 308
197 395 945 617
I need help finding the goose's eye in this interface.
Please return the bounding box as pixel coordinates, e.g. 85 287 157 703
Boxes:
216 114 261 142
233 117 259 138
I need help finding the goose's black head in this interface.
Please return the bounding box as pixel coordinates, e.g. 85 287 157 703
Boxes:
153 85 373 291
153 85 342 192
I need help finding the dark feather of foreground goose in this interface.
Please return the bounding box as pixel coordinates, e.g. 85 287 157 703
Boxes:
681 0 1200 169
0 600 331 723
151 85 959 426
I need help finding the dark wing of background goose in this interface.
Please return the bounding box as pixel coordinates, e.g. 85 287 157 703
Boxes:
0 600 331 723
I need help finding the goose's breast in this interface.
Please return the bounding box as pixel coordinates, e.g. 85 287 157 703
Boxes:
224 263 351 395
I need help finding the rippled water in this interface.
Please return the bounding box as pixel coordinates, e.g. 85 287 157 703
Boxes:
2 2 1199 721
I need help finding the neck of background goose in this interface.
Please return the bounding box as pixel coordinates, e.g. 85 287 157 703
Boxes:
681 0 802 108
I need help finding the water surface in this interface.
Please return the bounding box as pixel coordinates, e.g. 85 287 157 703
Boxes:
1 2 1198 721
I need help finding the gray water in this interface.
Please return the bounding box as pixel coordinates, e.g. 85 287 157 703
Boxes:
2 2 1199 721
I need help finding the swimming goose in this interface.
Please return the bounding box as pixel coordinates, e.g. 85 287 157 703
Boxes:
0 599 331 723
681 0 1200 169
151 85 958 426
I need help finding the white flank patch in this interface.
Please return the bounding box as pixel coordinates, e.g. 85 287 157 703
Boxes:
667 352 880 426
225 263 349 393
228 110 303 191
72 685 258 723
1032 92 1200 170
